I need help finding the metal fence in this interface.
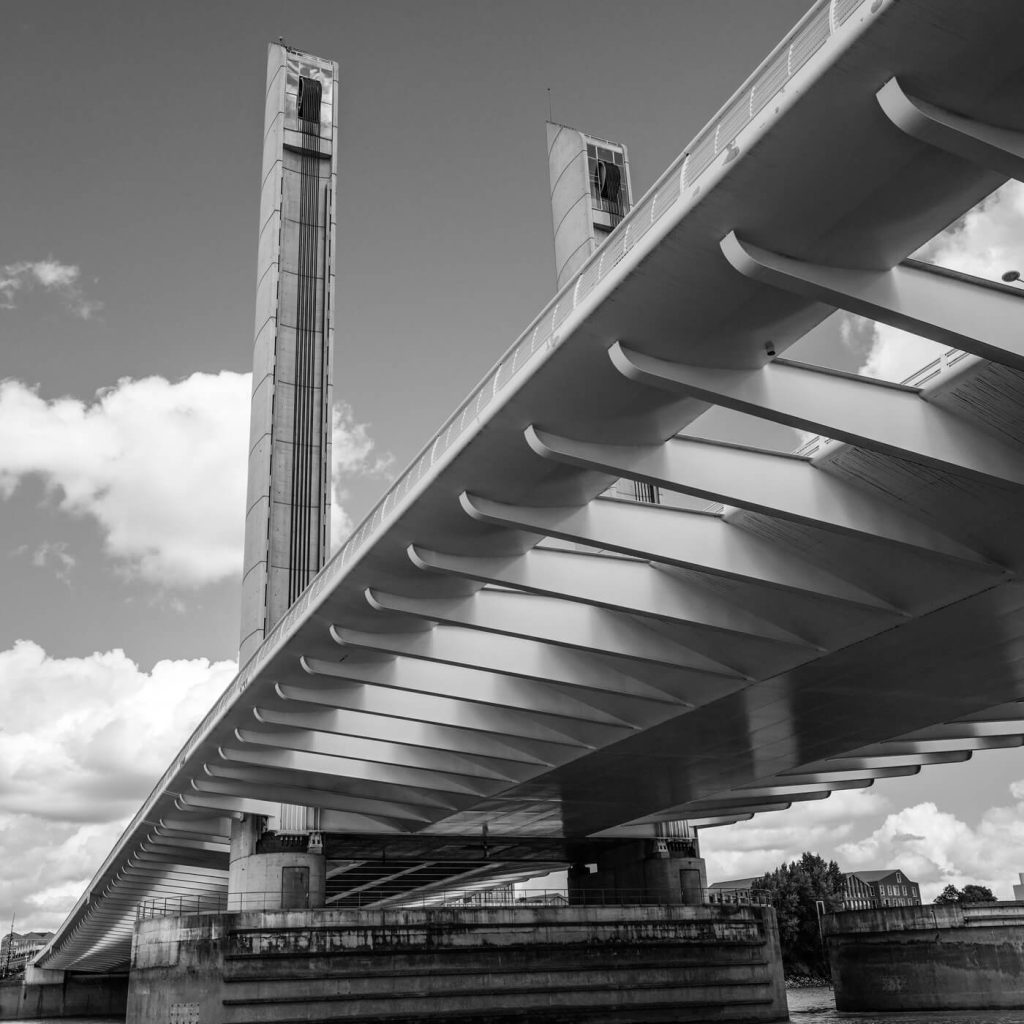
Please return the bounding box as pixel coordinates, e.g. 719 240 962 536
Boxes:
136 886 774 921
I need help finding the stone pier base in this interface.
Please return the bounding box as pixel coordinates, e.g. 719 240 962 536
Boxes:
0 967 127 1020
825 901 1024 1011
129 903 786 1023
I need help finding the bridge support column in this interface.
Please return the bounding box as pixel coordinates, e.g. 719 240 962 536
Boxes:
568 828 707 905
227 814 326 911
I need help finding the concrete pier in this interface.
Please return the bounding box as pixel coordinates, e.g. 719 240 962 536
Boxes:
824 901 1024 1011
128 903 786 1023
0 966 127 1020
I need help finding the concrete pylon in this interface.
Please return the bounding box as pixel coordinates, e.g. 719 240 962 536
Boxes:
239 42 339 665
231 42 339 889
544 121 658 506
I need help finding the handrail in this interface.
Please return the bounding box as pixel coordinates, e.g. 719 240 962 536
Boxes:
134 887 774 919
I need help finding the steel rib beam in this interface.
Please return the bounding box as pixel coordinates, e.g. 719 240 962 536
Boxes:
268 676 612 749
233 724 533 783
457 494 896 613
370 575 810 653
877 77 1024 185
188 779 427 828
732 779 872 797
407 540 888 618
745 766 920 787
857 735 1024 755
201 760 462 813
331 623 720 704
180 786 411 835
299 653 640 728
898 720 1024 740
790 751 974 774
720 230 1024 377
527 426 999 570
217 743 501 797
610 341 1024 490
251 702 562 765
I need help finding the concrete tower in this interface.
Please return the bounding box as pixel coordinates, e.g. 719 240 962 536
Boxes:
546 122 658 505
546 122 634 291
240 44 339 664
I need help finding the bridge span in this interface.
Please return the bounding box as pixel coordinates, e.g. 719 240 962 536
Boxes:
38 0 1024 973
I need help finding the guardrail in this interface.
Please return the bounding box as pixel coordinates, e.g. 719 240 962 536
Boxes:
136 887 774 920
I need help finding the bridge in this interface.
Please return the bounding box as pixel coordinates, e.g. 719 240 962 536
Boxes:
37 0 1024 974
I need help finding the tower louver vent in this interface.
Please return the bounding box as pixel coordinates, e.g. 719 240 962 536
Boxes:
597 161 621 201
297 76 322 123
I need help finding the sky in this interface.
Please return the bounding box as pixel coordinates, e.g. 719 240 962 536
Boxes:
2 0 1024 933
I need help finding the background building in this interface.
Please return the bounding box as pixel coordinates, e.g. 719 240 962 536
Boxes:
843 869 921 910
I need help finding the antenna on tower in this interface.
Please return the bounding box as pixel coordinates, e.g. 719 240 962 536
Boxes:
547 87 553 122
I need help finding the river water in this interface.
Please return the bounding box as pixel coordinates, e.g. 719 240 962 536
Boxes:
11 992 1024 1023
788 986 1024 1023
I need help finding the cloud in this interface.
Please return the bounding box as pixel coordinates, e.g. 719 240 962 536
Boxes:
0 258 101 319
329 402 395 551
0 640 236 930
35 541 76 579
702 780 1024 902
0 375 390 587
837 794 1024 901
856 180 1024 381
700 788 890 882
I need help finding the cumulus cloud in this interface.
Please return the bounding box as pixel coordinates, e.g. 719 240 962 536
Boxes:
0 376 390 587
837 793 1024 901
856 179 1024 382
330 402 395 551
700 788 890 882
0 258 101 319
702 779 1024 902
0 640 236 929
31 541 76 584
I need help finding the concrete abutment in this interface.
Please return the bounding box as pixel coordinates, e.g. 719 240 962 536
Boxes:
128 904 787 1023
0 967 127 1020
825 901 1024 1011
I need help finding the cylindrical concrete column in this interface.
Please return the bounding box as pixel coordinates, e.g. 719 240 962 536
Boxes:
227 815 326 911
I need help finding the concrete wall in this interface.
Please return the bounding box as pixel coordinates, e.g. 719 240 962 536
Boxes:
825 901 1024 1011
129 904 786 1023
0 971 127 1020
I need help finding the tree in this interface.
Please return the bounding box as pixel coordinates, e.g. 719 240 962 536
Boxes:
934 884 962 905
960 884 997 903
756 852 845 979
934 883 997 905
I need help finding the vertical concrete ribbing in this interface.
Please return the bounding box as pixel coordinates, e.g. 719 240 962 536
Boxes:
240 44 338 664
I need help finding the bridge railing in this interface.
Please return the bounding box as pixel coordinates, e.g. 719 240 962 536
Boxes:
135 887 773 920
